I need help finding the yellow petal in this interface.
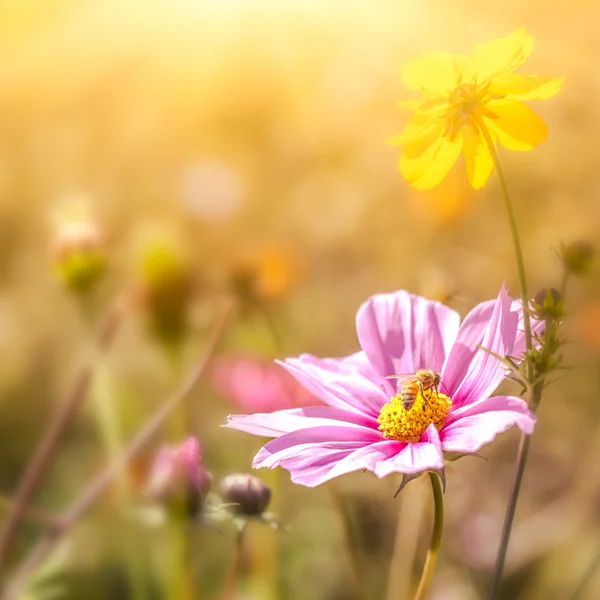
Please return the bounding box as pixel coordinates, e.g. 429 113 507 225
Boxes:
401 121 445 158
467 28 534 83
388 104 445 146
489 73 564 100
485 99 548 151
402 53 467 94
400 135 462 190
461 124 494 189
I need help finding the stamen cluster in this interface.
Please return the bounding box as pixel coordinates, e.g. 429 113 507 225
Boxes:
378 390 452 444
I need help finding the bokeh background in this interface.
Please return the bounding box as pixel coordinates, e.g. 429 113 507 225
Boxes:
1 1 600 599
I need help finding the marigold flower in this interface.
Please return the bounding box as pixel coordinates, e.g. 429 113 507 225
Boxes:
390 28 563 189
210 355 319 413
225 288 541 487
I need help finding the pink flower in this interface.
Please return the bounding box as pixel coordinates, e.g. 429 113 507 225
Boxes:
224 287 538 487
146 437 213 517
210 355 318 413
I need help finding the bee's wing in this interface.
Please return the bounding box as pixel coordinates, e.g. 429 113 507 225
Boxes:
384 373 418 386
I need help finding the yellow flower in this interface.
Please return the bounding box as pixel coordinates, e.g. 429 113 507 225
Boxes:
389 29 564 190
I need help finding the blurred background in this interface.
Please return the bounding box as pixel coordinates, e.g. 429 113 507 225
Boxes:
1 0 600 599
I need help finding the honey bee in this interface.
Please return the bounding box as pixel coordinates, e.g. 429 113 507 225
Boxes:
385 369 442 411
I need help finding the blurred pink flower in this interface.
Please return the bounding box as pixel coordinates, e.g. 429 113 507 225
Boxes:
225 287 538 487
146 437 212 517
210 355 318 413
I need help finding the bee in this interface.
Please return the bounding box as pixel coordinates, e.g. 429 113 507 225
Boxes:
385 369 441 411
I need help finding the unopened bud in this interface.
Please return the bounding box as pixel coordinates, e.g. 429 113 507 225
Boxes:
134 230 194 346
51 219 105 294
561 241 594 276
146 438 212 519
531 288 564 321
219 473 271 517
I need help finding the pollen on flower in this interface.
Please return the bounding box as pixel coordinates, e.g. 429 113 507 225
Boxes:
377 389 452 444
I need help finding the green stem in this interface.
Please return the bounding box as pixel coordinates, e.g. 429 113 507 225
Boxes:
168 522 192 600
92 357 147 600
220 527 246 600
487 432 531 599
476 120 533 361
413 472 444 600
477 119 539 600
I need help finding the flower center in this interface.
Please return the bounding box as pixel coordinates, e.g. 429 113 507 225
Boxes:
442 82 491 141
377 388 452 444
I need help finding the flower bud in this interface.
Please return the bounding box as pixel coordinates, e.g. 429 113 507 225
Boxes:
51 212 105 294
560 241 594 276
134 229 194 347
218 473 271 517
146 438 212 519
531 288 564 321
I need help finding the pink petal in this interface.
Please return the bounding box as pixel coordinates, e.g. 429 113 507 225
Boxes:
373 424 444 476
279 352 387 417
355 291 460 392
210 356 317 413
441 395 535 453
443 286 518 409
281 440 401 487
253 425 382 469
224 406 378 438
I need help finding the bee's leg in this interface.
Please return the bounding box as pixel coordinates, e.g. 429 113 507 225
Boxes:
419 382 431 408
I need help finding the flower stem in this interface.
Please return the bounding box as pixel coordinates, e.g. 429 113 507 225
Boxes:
413 472 444 600
476 120 533 360
220 527 246 600
476 119 539 600
487 432 531 599
3 302 233 600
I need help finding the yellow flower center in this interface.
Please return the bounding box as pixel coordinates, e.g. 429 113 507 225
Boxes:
377 389 452 444
442 82 495 141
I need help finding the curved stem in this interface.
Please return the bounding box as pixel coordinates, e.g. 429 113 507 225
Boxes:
413 472 444 600
476 120 533 361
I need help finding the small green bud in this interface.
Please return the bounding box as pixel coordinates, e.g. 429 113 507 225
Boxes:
531 288 564 321
560 241 594 276
52 220 105 294
218 473 271 517
134 230 194 347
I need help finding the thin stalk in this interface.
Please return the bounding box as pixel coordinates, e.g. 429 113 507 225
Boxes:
487 432 531 599
220 527 246 600
164 349 193 600
476 119 533 360
476 120 540 600
3 302 233 600
0 305 122 576
329 483 368 600
167 523 193 600
413 472 444 600
91 356 147 600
